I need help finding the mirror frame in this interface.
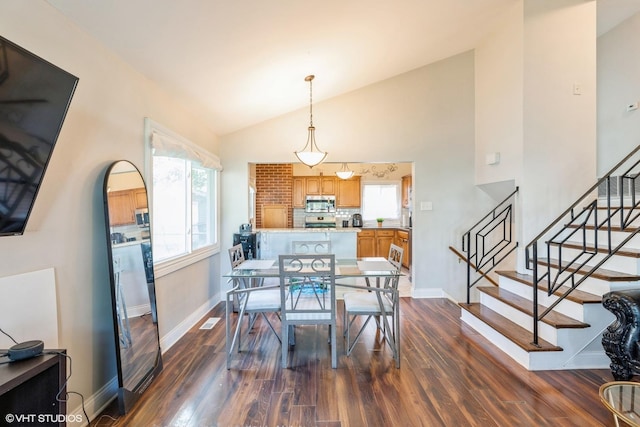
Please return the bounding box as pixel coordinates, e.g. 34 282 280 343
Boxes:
103 160 163 414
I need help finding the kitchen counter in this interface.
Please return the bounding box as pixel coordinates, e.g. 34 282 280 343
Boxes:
254 227 362 233
112 238 150 248
257 228 358 259
362 226 412 232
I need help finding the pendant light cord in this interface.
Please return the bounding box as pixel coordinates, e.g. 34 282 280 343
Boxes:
308 76 314 127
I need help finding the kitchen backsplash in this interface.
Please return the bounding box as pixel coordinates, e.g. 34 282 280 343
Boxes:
110 223 150 242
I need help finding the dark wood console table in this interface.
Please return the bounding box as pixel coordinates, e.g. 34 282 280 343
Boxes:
0 350 67 426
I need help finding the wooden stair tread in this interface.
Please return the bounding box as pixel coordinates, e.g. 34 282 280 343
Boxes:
460 302 562 352
496 270 602 304
538 258 640 281
477 286 589 329
548 241 640 258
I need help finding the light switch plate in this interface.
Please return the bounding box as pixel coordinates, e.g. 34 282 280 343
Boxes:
420 201 433 211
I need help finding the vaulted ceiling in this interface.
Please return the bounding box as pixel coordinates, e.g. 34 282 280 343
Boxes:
47 0 640 136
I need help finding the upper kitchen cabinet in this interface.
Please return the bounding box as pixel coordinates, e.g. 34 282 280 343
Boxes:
337 176 361 207
298 176 336 196
133 188 148 209
106 187 147 226
292 177 305 208
402 175 412 209
107 189 138 225
321 176 336 195
305 176 321 194
305 176 337 195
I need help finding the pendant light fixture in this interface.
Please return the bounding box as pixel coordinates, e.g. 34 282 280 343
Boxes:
295 75 327 167
335 162 354 180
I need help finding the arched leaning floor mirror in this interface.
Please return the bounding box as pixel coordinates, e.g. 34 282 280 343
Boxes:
103 160 162 414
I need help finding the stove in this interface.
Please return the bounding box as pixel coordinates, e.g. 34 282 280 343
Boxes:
304 215 336 228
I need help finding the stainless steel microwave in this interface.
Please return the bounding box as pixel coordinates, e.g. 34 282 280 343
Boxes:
135 208 149 227
305 195 336 213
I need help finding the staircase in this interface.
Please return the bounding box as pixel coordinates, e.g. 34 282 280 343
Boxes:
456 145 640 370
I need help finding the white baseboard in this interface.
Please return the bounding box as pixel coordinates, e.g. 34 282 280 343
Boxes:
70 375 118 427
160 293 220 352
412 287 456 302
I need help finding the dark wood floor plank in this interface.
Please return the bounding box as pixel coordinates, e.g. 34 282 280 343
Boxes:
265 390 292 426
91 298 616 427
316 360 350 423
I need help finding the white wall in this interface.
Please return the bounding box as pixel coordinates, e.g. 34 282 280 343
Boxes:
475 1 524 186
520 0 597 249
474 0 597 271
597 11 640 173
0 1 221 418
220 51 496 301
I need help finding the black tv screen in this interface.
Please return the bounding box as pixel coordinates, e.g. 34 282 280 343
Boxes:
0 35 78 236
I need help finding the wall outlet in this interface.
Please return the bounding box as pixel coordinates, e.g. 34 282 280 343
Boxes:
573 82 582 95
485 152 500 165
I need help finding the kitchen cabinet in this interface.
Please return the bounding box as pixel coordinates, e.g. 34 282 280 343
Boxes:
304 176 336 195
337 176 361 207
293 176 338 204
396 229 411 268
261 204 288 228
357 228 411 267
376 229 395 259
133 188 148 208
108 190 137 225
305 177 321 195
321 176 336 195
292 177 305 208
107 187 147 226
402 175 412 208
357 229 376 257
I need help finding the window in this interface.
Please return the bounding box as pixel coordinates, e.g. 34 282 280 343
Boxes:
145 119 221 276
361 182 401 221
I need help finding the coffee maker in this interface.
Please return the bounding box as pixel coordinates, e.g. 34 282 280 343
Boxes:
351 213 363 227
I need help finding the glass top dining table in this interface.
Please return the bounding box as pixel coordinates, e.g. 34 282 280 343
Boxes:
223 257 401 281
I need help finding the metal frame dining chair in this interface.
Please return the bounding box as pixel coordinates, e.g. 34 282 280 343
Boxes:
342 244 403 368
225 245 281 369
291 240 331 254
278 254 337 369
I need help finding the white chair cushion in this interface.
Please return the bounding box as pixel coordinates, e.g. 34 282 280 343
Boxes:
343 291 393 314
245 289 281 311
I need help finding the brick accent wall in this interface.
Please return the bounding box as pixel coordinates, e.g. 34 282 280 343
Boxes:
255 164 293 228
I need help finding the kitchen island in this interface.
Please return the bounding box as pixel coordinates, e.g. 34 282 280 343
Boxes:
111 240 152 316
256 228 360 259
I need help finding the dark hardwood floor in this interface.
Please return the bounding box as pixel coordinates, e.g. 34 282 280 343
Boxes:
92 297 618 426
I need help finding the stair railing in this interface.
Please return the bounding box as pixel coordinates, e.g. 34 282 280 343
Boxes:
461 187 519 304
526 144 640 346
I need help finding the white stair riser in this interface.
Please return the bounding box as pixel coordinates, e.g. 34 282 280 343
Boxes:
499 276 586 321
479 292 558 344
479 290 614 352
460 310 532 369
528 267 611 295
546 245 640 275
525 264 640 296
581 229 640 248
461 309 611 370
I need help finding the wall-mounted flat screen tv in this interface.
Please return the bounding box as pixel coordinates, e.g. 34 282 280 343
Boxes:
0 35 78 236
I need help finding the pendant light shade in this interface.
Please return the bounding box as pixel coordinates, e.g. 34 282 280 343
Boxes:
295 75 327 167
335 162 354 179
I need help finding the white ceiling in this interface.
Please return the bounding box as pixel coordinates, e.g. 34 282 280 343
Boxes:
46 0 640 136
